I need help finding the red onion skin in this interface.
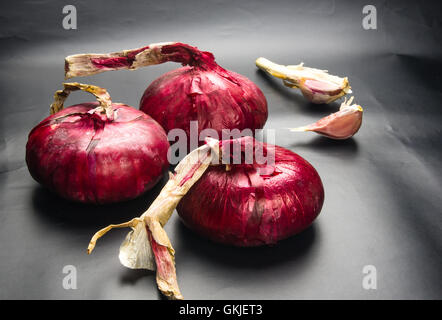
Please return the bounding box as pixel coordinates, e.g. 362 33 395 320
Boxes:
177 141 324 246
26 103 169 204
140 66 268 144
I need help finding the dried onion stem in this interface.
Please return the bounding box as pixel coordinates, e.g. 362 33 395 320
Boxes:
87 138 221 300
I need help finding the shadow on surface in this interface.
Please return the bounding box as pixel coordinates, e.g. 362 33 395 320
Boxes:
119 264 169 300
290 136 359 158
120 268 153 285
31 174 168 230
175 221 318 269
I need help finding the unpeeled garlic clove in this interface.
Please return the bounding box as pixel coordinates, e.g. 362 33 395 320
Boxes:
290 97 363 139
256 57 351 104
298 78 350 104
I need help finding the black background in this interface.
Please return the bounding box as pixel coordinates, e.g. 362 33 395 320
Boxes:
0 0 441 299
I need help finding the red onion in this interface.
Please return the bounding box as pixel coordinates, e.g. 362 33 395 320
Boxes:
65 42 268 145
26 83 169 204
177 136 324 246
88 136 324 299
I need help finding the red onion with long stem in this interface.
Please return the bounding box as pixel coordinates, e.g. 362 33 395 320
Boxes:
26 83 169 204
88 136 324 299
65 42 268 146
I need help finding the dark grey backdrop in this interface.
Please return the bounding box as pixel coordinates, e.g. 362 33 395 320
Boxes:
0 0 441 299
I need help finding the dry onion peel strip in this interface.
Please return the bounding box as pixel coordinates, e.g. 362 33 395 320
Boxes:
87 138 221 300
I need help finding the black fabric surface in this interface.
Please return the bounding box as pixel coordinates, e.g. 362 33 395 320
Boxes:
0 0 441 299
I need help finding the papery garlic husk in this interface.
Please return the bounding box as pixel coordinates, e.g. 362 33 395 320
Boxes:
290 97 363 139
256 57 351 104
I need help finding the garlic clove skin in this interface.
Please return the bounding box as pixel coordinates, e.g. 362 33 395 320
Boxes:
298 78 350 104
256 57 351 104
290 97 363 139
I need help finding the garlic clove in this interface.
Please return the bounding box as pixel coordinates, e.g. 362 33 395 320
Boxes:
290 97 363 139
298 78 348 104
256 57 351 104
